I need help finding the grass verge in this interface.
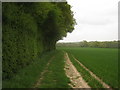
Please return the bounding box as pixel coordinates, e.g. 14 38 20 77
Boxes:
3 50 71 88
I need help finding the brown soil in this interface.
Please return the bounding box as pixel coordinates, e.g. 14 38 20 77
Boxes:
64 52 90 88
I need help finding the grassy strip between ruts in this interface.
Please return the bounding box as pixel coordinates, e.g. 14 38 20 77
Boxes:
37 50 71 88
67 52 104 88
3 50 70 88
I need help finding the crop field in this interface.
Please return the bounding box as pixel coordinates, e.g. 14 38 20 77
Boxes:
57 47 118 88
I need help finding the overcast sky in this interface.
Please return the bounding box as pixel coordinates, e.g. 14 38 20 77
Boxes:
58 0 119 42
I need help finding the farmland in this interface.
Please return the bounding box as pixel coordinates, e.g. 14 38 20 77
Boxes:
3 47 118 88
57 47 118 88
2 2 119 89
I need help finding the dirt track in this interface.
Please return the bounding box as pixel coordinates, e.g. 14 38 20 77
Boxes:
64 52 90 88
33 56 54 88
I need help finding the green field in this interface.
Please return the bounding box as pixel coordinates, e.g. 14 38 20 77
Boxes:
57 47 118 88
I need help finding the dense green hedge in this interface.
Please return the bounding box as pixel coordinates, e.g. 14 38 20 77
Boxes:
2 2 75 80
2 3 43 79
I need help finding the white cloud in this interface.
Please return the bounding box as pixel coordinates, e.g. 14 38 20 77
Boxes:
58 0 119 42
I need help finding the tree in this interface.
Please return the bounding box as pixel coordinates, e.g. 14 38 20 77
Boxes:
2 2 76 79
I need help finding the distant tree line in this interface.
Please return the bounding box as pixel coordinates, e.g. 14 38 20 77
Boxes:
57 40 120 48
3 2 75 80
